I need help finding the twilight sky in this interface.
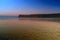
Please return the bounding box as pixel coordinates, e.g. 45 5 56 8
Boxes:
0 0 60 16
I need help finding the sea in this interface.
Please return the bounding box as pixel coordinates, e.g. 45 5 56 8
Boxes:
0 16 17 19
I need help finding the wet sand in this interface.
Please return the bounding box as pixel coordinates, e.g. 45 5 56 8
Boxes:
0 18 60 40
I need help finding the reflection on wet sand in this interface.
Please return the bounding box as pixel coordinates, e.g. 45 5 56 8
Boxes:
0 18 60 40
19 18 60 22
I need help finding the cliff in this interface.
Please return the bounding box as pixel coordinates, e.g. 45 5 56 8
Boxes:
18 13 60 18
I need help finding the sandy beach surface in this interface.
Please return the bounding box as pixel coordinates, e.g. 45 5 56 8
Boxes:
0 18 60 40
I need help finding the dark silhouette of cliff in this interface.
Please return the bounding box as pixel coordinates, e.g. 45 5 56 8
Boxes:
18 13 60 18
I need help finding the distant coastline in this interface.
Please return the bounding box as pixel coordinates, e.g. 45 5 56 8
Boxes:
18 13 60 18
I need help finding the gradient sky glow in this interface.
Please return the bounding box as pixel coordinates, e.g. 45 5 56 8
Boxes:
0 0 60 16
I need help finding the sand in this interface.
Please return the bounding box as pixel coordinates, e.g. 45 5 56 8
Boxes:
0 18 60 40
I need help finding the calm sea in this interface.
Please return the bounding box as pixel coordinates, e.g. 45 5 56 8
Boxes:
0 16 17 19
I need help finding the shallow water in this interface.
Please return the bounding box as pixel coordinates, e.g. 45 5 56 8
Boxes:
0 18 60 40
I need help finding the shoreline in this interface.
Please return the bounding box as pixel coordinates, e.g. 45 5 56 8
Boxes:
18 18 60 22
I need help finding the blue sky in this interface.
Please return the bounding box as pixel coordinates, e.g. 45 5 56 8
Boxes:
0 0 60 16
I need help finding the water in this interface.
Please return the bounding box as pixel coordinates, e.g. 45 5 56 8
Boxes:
0 17 60 40
0 16 17 19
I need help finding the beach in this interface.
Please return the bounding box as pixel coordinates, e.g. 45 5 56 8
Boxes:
0 18 60 40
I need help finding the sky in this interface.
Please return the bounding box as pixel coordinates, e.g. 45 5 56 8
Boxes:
0 0 60 16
